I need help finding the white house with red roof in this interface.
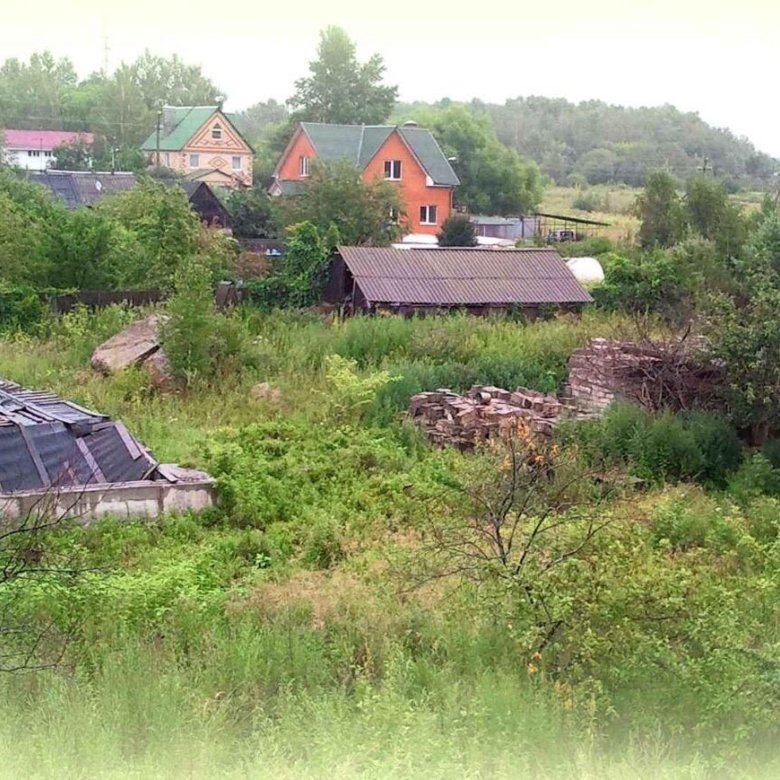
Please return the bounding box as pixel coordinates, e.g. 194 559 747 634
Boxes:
1 130 95 171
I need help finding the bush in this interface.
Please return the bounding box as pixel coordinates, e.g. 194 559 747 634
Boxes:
572 191 602 212
162 260 254 385
684 411 743 487
728 454 780 503
0 284 44 333
651 491 738 552
569 405 742 486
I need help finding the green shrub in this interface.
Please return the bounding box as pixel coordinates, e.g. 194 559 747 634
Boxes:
322 354 396 425
0 283 44 332
684 411 743 487
570 405 742 487
728 454 780 503
630 412 704 482
572 191 602 212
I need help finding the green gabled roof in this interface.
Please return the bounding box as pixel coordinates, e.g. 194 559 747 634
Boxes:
140 107 245 152
298 122 459 186
398 126 460 186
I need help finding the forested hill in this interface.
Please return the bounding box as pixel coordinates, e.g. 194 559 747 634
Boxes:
393 97 778 188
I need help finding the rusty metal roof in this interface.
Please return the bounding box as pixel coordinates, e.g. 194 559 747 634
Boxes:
337 247 593 306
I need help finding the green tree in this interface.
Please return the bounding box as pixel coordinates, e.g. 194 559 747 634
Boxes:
0 52 79 130
426 106 542 215
437 213 477 247
161 257 220 385
236 100 288 144
592 250 695 322
127 50 222 112
288 26 398 125
97 179 201 289
248 221 331 308
51 138 93 171
279 160 404 246
683 176 747 261
575 147 618 184
635 171 687 248
0 171 67 285
227 187 278 238
704 285 780 446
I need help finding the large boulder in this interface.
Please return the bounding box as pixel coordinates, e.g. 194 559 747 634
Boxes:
143 349 174 391
91 315 166 375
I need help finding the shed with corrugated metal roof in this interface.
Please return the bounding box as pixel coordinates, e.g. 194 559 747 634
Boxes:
324 246 593 317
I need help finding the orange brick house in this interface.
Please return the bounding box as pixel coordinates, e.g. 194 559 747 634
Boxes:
269 121 459 234
141 106 253 188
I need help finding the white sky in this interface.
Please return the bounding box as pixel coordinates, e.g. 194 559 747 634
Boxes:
3 0 779 156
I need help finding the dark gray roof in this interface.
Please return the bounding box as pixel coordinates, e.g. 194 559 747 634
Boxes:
337 246 593 306
397 126 459 186
0 380 160 494
299 123 459 186
29 171 139 208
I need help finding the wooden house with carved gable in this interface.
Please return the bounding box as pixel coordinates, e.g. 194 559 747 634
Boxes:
141 106 253 188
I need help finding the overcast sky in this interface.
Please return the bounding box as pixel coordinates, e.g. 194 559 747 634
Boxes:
3 0 779 156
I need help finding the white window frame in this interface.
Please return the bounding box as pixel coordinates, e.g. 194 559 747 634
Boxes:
29 150 41 158
299 155 311 177
211 124 222 140
384 160 402 180
420 205 438 225
189 153 200 168
232 155 242 170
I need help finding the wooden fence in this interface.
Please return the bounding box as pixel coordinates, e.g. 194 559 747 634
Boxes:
42 283 247 314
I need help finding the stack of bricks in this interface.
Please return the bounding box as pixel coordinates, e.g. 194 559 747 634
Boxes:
409 385 566 451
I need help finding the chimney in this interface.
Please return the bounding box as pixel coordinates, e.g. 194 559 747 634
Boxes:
162 106 177 136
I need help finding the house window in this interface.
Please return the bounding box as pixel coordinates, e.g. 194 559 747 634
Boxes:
164 153 170 167
29 150 41 157
189 153 200 168
389 206 399 223
211 124 222 140
420 205 438 225
299 155 311 177
384 160 402 180
232 156 241 170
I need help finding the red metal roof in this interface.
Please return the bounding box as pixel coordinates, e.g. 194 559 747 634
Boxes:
337 247 593 306
1 129 95 151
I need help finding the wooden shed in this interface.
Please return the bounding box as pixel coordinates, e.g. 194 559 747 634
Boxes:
325 246 593 317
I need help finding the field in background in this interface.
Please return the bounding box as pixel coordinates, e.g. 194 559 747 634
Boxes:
539 185 772 246
538 185 640 244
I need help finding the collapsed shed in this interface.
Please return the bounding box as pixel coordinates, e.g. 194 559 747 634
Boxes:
325 246 593 317
0 380 213 522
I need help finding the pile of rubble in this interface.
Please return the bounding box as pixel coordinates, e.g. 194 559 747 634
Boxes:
409 385 595 451
567 337 721 413
409 338 720 450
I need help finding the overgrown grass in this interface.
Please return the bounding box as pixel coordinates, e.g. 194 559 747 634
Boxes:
2 306 780 778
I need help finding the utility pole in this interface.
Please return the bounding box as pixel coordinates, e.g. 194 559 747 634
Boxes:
102 35 110 78
699 156 710 176
155 103 163 174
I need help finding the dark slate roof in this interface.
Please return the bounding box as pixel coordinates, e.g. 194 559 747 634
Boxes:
337 247 593 306
29 171 139 208
397 126 459 186
0 380 160 494
299 123 459 186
